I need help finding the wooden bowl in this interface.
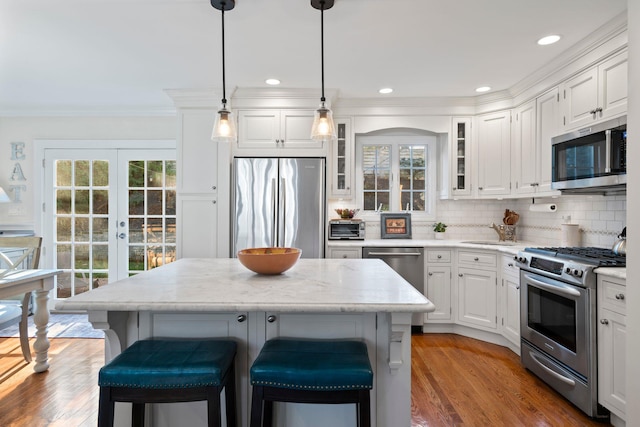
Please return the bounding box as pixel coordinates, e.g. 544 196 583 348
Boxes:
237 247 302 275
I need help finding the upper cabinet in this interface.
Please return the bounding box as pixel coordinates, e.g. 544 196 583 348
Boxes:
450 118 472 197
237 109 322 149
329 118 353 198
178 109 219 194
475 110 511 197
512 88 561 196
560 51 627 131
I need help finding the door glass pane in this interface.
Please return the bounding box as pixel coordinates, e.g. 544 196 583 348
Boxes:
127 159 177 275
362 144 391 211
399 145 427 211
54 159 110 299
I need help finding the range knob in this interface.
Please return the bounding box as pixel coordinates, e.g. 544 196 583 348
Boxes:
565 267 572 274
572 269 583 278
517 256 528 264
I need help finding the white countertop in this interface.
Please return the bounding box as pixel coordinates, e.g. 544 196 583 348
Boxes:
594 267 626 280
55 258 435 313
328 238 532 256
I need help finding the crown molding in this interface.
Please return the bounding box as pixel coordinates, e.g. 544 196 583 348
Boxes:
0 105 176 117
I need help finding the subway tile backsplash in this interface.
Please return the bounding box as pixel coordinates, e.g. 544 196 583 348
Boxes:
337 194 626 248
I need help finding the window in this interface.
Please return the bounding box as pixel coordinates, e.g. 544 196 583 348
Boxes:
356 134 436 219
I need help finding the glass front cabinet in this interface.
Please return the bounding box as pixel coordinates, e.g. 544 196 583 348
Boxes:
450 117 472 197
330 118 353 198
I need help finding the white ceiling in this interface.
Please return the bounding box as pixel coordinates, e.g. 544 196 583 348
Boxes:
0 0 628 114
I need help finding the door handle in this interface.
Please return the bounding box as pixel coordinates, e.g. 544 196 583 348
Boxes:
118 233 126 239
529 352 576 387
366 252 422 257
271 178 277 247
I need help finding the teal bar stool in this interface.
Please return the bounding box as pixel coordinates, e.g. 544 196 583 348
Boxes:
98 338 237 427
250 338 373 427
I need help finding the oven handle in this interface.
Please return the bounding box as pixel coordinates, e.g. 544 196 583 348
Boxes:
523 273 581 298
529 351 576 387
605 129 611 173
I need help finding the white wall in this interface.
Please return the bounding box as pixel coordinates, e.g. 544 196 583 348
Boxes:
625 0 638 424
0 116 177 228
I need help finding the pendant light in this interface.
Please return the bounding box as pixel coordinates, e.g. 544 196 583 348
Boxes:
211 0 237 142
310 0 337 142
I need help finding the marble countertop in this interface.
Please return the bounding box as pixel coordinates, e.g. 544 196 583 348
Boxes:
594 267 626 280
55 258 435 314
328 239 533 256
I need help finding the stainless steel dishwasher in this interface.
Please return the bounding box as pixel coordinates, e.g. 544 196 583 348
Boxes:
362 247 425 327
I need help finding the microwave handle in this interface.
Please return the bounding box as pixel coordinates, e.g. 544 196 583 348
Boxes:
605 129 611 173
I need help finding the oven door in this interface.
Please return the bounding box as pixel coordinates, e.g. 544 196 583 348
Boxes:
520 270 590 377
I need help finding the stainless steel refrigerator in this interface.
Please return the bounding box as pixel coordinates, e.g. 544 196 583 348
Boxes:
232 157 325 258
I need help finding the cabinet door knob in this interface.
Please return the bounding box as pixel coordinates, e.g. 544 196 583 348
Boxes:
474 257 479 261
428 272 433 276
508 263 514 267
342 254 348 258
267 315 277 323
212 185 217 190
437 255 442 259
237 314 246 323
615 293 625 300
516 285 520 290
600 319 609 325
458 273 463 277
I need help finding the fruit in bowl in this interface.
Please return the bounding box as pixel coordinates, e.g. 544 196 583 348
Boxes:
335 208 359 219
237 247 301 275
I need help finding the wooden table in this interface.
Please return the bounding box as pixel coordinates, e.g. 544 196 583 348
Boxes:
0 269 59 372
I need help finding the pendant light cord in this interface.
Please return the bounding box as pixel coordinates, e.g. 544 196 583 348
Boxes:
221 5 227 105
320 2 325 103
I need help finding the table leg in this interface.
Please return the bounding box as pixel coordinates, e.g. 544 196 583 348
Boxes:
32 288 50 373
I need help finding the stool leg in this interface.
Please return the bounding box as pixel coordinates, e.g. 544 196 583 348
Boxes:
98 387 114 427
250 385 264 427
207 387 222 427
263 400 273 427
225 365 237 427
358 390 371 427
132 403 145 427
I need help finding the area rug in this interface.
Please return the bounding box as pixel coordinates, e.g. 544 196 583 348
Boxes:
0 313 104 339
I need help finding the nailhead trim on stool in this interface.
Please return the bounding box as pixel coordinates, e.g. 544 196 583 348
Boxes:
250 338 373 427
98 338 237 427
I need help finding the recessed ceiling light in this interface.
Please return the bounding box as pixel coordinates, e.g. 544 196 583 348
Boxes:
265 78 281 85
475 86 491 93
537 35 561 46
379 88 393 94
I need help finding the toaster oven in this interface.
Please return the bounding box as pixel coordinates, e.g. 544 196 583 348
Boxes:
328 220 365 240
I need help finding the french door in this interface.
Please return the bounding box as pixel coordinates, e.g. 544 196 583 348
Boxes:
43 148 176 301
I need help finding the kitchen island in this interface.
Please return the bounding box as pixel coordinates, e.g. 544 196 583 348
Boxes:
56 258 435 427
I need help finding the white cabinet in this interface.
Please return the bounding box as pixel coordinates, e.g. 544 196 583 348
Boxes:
512 90 561 197
500 255 520 348
475 110 511 197
238 109 321 149
177 110 219 194
327 246 361 259
450 118 472 197
456 250 497 330
425 249 452 322
177 196 218 258
330 118 353 198
560 51 627 131
598 275 626 423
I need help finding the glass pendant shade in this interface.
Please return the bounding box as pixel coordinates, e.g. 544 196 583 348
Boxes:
311 102 336 142
212 104 237 143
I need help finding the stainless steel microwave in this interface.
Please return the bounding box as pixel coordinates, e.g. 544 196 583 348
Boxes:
551 116 626 194
328 220 365 240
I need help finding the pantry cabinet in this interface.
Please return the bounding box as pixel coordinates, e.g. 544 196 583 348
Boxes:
597 275 626 424
237 109 321 149
475 111 511 197
560 51 627 131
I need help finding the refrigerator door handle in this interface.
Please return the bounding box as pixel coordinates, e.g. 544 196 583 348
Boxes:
271 178 277 247
281 177 286 246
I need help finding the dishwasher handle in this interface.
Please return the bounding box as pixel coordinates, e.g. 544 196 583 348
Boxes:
365 252 423 257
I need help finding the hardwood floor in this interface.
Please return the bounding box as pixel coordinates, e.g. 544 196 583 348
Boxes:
1 334 612 426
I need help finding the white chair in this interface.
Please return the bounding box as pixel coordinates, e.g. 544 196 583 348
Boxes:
0 236 43 362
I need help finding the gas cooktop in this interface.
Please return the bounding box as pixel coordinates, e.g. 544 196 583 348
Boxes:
524 246 626 267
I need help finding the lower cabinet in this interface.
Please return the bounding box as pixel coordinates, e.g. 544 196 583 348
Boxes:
456 267 497 330
500 255 520 348
597 275 626 424
327 247 362 259
425 249 452 322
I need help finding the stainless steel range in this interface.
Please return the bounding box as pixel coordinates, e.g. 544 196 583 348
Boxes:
515 247 626 418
